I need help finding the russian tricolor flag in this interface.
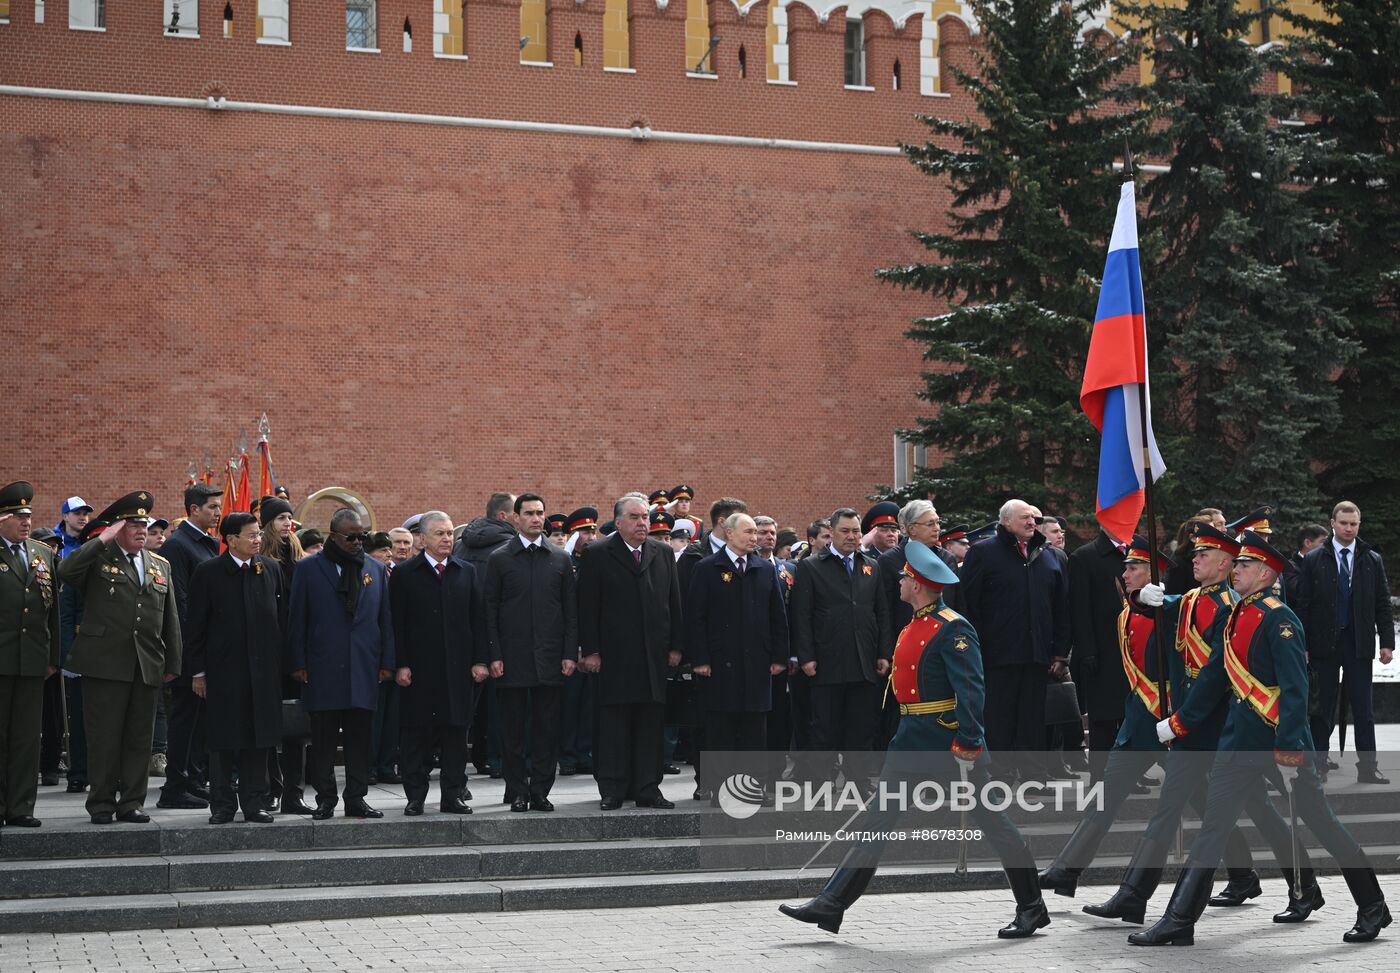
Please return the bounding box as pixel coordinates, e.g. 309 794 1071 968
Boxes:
1080 181 1166 544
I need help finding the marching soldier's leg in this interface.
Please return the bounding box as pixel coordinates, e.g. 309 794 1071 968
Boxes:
970 797 1050 938
1083 837 1171 924
1129 754 1259 946
1202 789 1261 907
1040 747 1155 896
1290 760 1392 942
1240 771 1323 923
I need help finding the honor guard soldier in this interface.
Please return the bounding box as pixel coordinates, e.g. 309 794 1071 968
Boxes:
649 510 675 539
780 541 1049 940
1134 531 1391 946
0 482 61 827
57 492 181 825
1079 524 1304 924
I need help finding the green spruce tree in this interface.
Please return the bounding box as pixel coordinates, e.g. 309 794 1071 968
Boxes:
879 0 1150 529
1117 0 1351 528
1281 0 1400 552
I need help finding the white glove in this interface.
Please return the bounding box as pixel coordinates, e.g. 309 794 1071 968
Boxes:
1139 582 1166 607
1156 718 1176 744
1279 762 1302 786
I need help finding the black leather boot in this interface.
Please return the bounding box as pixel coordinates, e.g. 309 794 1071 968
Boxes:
1274 866 1324 923
778 867 875 934
1038 816 1109 897
1083 837 1168 925
999 867 1051 939
1208 869 1261 906
1128 866 1215 946
1341 867 1392 943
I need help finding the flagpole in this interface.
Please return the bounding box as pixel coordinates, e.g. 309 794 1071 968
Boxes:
1124 141 1172 719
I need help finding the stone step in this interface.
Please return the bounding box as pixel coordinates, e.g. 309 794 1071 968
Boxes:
6 778 1396 861
3 813 1394 901
4 848 1398 934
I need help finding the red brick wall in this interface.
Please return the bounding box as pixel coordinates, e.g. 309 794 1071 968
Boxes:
1 3 980 529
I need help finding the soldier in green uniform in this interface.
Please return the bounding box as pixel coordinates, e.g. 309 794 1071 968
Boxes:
0 482 61 827
779 541 1049 940
1132 531 1391 946
1081 523 1309 924
57 492 182 824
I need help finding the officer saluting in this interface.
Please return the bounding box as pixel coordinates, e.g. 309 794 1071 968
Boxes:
779 541 1049 940
0 482 61 828
1134 531 1391 946
57 492 181 825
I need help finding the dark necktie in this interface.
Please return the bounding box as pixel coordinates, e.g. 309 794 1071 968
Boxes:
435 561 445 579
1338 548 1352 631
128 553 140 582
633 548 643 567
1019 541 1029 560
736 555 746 575
8 544 25 579
842 555 853 577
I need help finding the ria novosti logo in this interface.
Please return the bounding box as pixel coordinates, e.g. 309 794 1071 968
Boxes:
716 774 766 819
717 776 1105 819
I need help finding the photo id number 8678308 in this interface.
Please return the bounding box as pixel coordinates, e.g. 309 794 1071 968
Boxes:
913 829 983 841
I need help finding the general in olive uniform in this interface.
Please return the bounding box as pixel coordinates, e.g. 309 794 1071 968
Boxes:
57 492 182 824
780 541 1049 940
0 482 61 827
1134 531 1390 946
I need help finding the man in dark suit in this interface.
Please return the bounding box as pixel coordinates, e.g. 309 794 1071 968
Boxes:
1293 501 1394 784
392 511 487 815
576 494 684 810
959 499 1070 782
789 507 892 772
754 515 798 762
156 483 223 811
484 494 577 812
1068 528 1130 756
0 482 61 827
1286 523 1330 602
288 508 395 819
185 512 286 824
677 497 746 596
686 513 789 800
58 492 181 824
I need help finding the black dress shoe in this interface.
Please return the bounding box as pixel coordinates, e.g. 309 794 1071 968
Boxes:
1209 872 1261 907
117 809 151 824
208 810 235 825
90 812 115 825
404 800 424 816
462 786 472 801
1274 882 1324 923
1357 768 1391 785
559 766 577 777
637 796 675 809
530 798 555 813
440 797 473 814
693 787 713 802
311 802 337 820
511 797 530 812
998 900 1051 938
344 801 383 819
5 815 41 827
280 798 315 815
157 793 208 810
260 794 277 812
244 809 274 823
600 799 623 810
66 780 87 793
1343 902 1393 943
378 772 403 785
41 772 60 786
663 764 681 775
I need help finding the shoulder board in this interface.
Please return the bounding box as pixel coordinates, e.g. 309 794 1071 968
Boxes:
147 551 171 567
1263 596 1283 609
938 608 959 622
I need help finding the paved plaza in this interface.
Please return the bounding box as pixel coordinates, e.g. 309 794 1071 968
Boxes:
3 873 1398 973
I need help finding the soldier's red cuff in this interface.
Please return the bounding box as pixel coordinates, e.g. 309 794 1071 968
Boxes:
950 740 981 762
1168 714 1189 738
1274 749 1305 767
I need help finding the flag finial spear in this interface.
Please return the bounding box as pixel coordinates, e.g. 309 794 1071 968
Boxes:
258 412 271 441
1123 137 1136 183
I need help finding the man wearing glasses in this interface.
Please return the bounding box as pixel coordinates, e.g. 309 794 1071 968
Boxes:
288 509 395 819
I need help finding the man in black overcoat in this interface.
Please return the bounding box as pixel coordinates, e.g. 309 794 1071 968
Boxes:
186 513 286 824
1068 528 1130 755
483 494 577 812
789 507 892 768
685 513 788 799
576 494 684 810
392 511 488 815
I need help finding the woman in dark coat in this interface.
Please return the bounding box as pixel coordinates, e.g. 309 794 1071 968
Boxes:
186 512 287 823
257 496 312 814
